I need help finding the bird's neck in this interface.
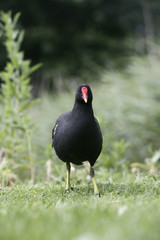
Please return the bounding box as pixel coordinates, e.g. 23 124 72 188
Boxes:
72 102 94 117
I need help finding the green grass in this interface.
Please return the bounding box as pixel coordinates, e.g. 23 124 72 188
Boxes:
1 174 160 240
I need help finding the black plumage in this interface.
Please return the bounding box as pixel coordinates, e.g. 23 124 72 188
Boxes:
52 84 103 195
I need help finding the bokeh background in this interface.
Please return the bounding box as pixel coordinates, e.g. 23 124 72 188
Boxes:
0 0 160 89
1 0 160 181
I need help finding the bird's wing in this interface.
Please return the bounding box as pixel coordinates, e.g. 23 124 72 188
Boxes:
52 112 70 147
52 119 59 147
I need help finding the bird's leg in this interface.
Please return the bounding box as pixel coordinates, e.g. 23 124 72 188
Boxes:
66 162 71 192
90 165 100 197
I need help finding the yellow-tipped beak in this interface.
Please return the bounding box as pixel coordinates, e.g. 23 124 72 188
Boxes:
84 98 87 103
81 86 88 103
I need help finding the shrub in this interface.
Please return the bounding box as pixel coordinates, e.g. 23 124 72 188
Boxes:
0 11 41 185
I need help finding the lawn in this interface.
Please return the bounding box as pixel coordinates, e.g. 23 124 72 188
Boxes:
0 173 160 240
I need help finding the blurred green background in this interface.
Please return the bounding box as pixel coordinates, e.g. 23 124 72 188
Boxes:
0 0 160 182
0 0 160 90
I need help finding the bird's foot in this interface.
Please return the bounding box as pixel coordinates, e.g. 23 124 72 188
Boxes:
94 192 101 197
65 188 70 193
65 187 74 193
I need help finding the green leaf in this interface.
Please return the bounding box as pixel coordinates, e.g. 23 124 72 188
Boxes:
8 80 17 98
17 30 24 47
19 99 40 112
22 63 42 79
130 162 148 170
0 72 9 81
13 12 21 26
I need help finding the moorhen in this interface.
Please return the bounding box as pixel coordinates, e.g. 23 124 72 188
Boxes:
52 84 103 195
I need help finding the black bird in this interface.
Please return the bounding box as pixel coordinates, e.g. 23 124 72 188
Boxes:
52 84 103 195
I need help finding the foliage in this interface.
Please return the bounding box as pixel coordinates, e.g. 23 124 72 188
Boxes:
102 138 129 172
131 149 160 174
0 11 41 185
30 56 160 174
98 56 160 163
0 174 160 240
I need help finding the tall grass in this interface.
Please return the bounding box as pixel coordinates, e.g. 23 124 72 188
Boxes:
100 56 160 163
31 56 160 177
0 12 41 185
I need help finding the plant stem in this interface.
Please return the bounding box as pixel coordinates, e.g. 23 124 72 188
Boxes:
25 127 35 184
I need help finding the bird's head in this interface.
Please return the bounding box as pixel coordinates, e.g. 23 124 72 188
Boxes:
75 84 93 104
